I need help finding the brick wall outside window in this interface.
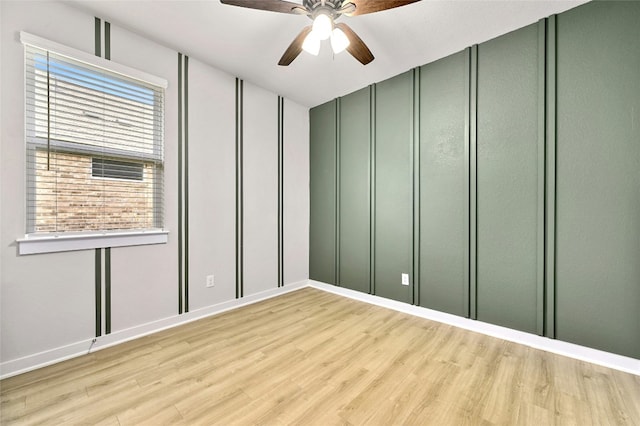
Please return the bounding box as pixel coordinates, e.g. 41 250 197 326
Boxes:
34 150 155 232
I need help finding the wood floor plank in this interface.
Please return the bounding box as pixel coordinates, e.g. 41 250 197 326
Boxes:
1 287 638 425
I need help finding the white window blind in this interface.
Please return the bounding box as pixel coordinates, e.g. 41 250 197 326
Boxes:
24 39 165 237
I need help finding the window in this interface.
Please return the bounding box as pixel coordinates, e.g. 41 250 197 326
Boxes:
18 32 168 254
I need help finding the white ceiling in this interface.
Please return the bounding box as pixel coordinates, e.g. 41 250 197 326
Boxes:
65 0 588 107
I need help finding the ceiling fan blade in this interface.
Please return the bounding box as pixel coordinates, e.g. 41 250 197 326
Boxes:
335 23 374 65
220 0 305 14
342 0 421 16
278 26 313 66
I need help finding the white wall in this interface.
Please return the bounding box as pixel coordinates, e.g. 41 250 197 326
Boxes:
284 99 310 284
243 82 279 295
1 0 99 366
0 0 309 376
108 20 180 332
187 58 237 310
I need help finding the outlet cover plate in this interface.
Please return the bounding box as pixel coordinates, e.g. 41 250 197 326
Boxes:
401 273 409 286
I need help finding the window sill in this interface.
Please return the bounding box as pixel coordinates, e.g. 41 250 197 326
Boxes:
16 230 169 255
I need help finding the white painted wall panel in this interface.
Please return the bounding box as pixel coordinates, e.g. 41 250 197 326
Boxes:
110 244 178 331
0 252 95 362
1 1 98 363
242 82 278 295
187 58 236 309
284 100 310 284
108 23 179 330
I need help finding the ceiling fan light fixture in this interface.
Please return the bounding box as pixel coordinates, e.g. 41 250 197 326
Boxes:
312 13 333 40
330 27 350 54
302 31 321 56
220 0 405 66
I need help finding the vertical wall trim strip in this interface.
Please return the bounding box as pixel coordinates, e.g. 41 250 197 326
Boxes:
236 78 244 298
545 15 557 338
184 55 190 312
94 248 102 337
335 98 341 286
183 57 190 311
46 53 51 170
281 98 284 287
177 53 184 314
235 78 239 298
176 53 189 312
277 97 281 287
277 96 285 287
103 20 112 333
105 248 111 334
104 21 110 60
94 18 103 338
412 67 421 306
369 84 376 295
94 17 101 58
469 44 479 320
536 19 547 336
463 48 471 318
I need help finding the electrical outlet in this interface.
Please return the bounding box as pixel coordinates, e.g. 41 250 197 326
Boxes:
401 273 409 286
206 275 215 288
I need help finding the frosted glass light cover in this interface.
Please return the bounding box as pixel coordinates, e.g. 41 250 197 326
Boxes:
331 28 350 54
302 31 321 56
312 13 333 40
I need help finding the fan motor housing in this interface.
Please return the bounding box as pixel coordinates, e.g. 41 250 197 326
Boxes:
304 0 345 20
304 0 344 10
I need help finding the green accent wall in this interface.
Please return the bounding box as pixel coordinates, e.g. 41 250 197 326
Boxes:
309 100 337 284
309 1 640 359
555 1 640 359
374 72 413 303
418 51 468 316
475 23 541 334
339 88 371 293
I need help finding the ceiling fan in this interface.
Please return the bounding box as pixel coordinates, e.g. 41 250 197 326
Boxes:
220 0 421 66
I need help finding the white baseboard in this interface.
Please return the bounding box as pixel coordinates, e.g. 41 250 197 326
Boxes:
309 280 640 376
2 279 637 379
0 280 307 380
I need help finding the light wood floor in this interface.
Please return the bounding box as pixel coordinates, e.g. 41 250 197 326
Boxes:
1 288 639 425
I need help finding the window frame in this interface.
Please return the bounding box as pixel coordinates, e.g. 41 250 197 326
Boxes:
17 32 169 255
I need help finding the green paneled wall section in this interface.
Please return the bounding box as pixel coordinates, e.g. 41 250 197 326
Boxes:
475 23 541 334
418 51 468 317
309 100 337 284
374 72 414 303
554 1 640 359
339 88 371 293
308 1 640 359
